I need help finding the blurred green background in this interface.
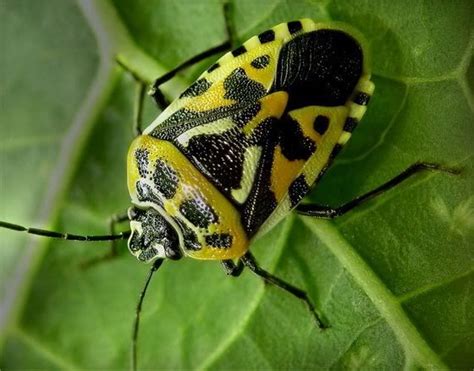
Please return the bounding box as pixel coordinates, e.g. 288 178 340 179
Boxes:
1 0 473 369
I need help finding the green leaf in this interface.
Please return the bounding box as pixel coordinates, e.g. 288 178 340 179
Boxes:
1 0 473 369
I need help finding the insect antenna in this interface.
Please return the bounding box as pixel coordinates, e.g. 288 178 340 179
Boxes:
132 258 164 371
0 221 130 241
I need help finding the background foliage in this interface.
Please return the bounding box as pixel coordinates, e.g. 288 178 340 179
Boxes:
1 0 473 369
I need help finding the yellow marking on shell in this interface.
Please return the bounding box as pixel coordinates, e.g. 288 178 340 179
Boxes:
183 82 235 112
242 48 279 89
274 22 292 40
231 145 262 204
217 51 234 65
347 102 366 120
254 105 349 241
207 40 282 90
243 35 261 50
176 117 235 147
300 18 316 32
271 145 306 202
302 113 349 186
338 131 352 145
242 91 288 135
127 135 249 260
288 105 349 143
346 77 374 122
356 79 375 95
161 39 285 117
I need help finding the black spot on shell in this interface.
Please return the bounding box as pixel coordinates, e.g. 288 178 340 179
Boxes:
289 175 310 207
271 29 363 109
180 78 212 98
135 149 149 178
314 115 330 135
175 220 201 251
207 63 220 73
258 29 275 43
278 116 316 161
287 20 303 34
353 92 370 105
153 159 179 199
185 128 246 193
205 233 233 248
329 143 343 160
179 198 218 228
232 45 247 57
231 102 261 128
223 67 266 104
251 55 270 69
135 180 163 207
241 120 279 236
343 117 358 133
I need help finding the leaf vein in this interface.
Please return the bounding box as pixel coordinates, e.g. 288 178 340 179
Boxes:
301 217 448 369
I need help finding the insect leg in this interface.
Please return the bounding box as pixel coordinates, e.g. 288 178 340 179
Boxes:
132 259 164 371
148 1 234 107
109 211 130 248
240 252 327 329
222 0 236 47
296 162 461 218
133 82 146 136
221 259 244 276
115 59 150 134
80 211 130 269
0 220 129 241
149 41 230 103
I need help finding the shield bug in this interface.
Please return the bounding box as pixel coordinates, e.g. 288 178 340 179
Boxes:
0 12 460 370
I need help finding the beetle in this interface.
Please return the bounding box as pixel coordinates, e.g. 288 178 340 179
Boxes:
0 14 459 370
